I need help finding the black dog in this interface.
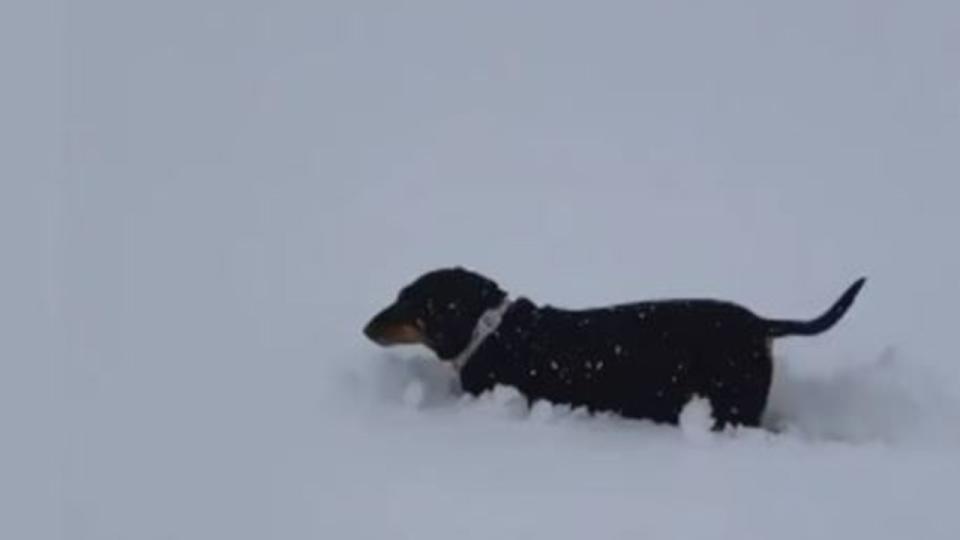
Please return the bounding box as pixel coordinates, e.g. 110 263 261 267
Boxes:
364 268 865 428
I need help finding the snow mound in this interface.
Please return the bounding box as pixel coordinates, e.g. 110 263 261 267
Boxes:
679 395 715 444
342 348 960 449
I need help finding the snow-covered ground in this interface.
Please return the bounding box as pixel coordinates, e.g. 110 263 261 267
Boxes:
40 1 960 538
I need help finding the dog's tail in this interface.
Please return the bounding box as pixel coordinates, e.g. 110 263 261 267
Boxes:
762 278 866 338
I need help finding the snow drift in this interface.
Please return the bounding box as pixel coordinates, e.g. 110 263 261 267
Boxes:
45 1 960 539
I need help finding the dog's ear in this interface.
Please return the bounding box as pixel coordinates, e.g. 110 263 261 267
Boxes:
448 268 503 303
479 278 506 306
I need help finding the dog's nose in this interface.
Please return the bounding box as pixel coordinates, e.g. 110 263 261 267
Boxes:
363 319 381 342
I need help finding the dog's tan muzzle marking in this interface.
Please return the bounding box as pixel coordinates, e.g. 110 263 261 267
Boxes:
365 321 423 346
364 302 424 346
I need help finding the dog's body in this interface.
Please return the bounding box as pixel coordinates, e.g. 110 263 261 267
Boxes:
365 268 865 428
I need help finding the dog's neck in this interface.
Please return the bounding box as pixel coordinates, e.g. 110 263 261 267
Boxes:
451 297 512 372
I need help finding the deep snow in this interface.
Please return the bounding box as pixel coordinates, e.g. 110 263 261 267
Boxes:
40 0 960 539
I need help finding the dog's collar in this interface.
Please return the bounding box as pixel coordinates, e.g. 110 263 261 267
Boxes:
451 298 512 372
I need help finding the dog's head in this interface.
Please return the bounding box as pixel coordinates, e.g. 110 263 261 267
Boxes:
364 267 507 360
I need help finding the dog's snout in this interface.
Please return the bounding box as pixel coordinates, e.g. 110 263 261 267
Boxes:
363 319 380 341
364 304 423 346
363 309 390 343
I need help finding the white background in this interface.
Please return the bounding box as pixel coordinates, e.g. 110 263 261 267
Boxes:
25 1 960 538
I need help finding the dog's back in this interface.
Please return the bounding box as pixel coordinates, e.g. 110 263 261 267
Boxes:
461 298 773 425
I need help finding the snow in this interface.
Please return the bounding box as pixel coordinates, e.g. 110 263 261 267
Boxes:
679 396 715 443
26 0 960 539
